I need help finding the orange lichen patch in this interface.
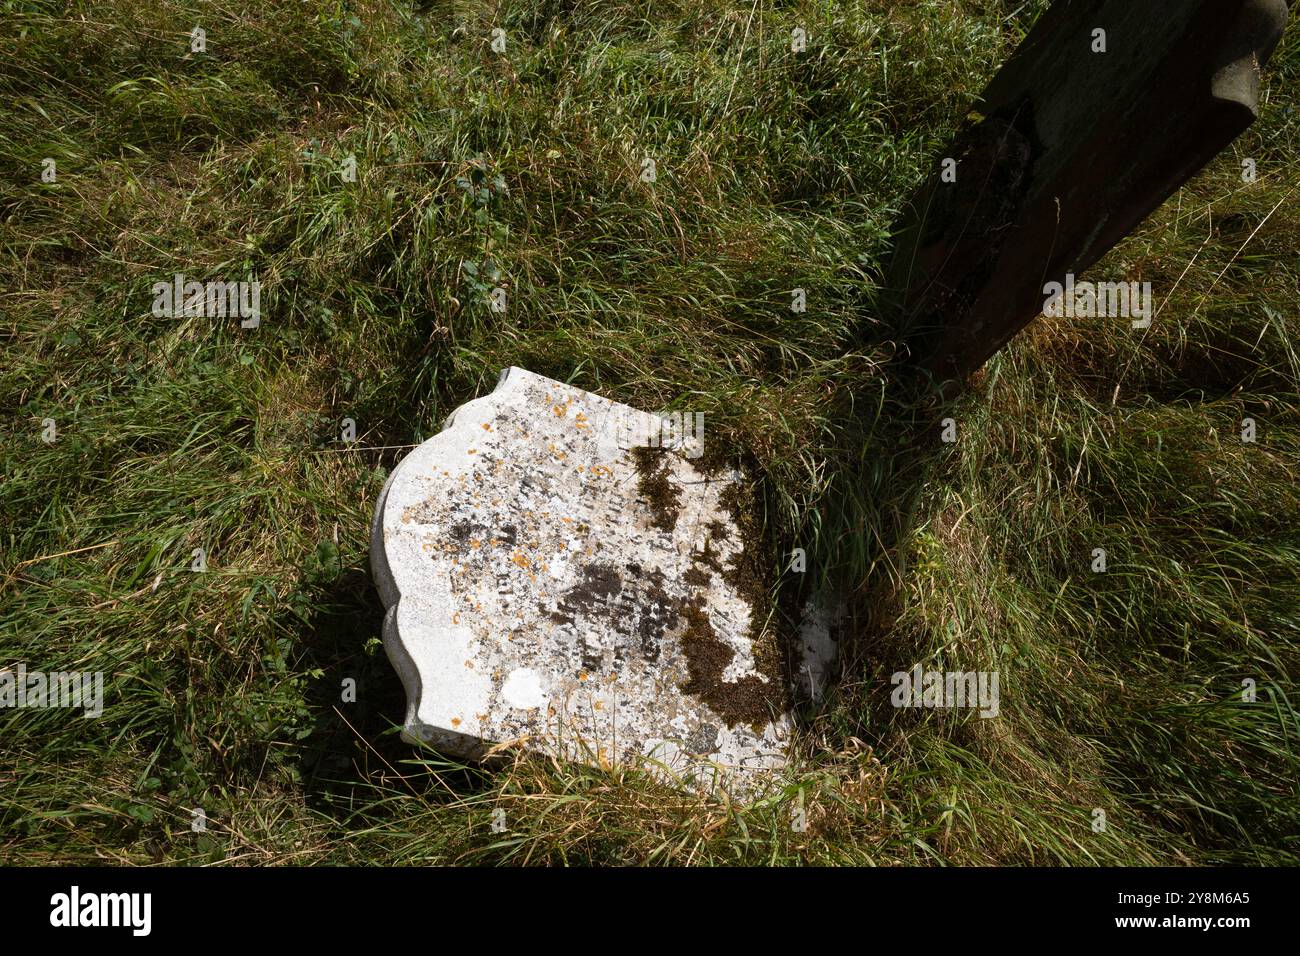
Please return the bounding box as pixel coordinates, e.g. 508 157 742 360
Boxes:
481 423 492 431
589 465 612 477
575 465 584 472
511 550 532 569
469 538 482 549
561 516 573 523
450 717 462 728
593 700 604 710
552 404 567 417
578 671 589 681
574 412 590 429
467 448 477 454
452 612 461 624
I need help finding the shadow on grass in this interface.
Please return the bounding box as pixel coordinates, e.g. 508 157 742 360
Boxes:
293 564 494 820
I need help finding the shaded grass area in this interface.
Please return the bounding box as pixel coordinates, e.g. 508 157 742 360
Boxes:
1 0 1296 864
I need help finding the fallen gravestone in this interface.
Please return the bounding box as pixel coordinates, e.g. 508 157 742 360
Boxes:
371 367 834 790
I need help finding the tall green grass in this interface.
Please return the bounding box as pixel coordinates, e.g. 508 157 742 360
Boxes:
1 0 1296 864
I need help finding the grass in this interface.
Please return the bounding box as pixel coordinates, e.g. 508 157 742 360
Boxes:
1 0 1297 865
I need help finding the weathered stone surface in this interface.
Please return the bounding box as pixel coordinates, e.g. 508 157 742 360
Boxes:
371 367 834 790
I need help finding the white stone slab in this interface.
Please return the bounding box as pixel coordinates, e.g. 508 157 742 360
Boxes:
370 367 835 791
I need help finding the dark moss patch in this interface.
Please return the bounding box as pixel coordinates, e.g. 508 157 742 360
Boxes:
717 482 768 612
555 563 677 666
638 581 675 662
445 518 517 548
558 562 623 617
682 564 710 588
678 601 786 729
717 477 798 694
692 535 724 574
448 519 474 545
631 445 681 532
637 440 807 725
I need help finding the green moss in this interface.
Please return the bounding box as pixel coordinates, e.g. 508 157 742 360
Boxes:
673 465 798 728
631 445 682 533
678 601 786 729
